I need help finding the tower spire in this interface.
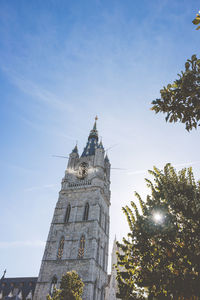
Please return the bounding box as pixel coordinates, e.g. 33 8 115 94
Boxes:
93 116 98 130
88 116 98 140
72 142 78 154
81 117 99 157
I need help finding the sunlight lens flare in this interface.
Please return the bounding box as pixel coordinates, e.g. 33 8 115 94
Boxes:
153 212 163 223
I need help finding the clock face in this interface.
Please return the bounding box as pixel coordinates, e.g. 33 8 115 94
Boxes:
77 162 89 179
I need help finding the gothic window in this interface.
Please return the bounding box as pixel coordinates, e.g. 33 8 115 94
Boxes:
93 280 97 300
57 237 64 259
64 204 71 223
50 276 57 296
78 235 85 258
83 203 89 221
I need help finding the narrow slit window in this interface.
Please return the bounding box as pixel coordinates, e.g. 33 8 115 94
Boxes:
64 204 71 223
96 239 100 263
104 214 107 233
101 287 104 300
99 206 102 225
83 203 89 221
93 280 97 300
50 276 57 296
103 244 106 270
78 235 85 258
57 237 64 259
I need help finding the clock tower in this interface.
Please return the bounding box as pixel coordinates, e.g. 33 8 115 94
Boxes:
33 118 111 300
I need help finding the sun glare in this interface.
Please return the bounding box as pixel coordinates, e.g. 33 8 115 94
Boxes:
153 212 163 223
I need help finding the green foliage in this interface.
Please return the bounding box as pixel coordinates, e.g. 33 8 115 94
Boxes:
151 55 200 131
192 11 200 30
117 164 200 299
46 271 84 300
47 288 61 300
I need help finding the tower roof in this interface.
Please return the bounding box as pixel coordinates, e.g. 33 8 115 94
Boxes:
72 144 78 154
81 117 99 157
105 154 109 162
98 140 104 150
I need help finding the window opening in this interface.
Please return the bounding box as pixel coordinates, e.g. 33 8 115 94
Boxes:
101 287 104 300
64 204 71 223
83 203 89 221
50 276 57 296
93 280 97 300
104 214 107 233
78 235 85 258
57 237 64 259
99 206 102 225
103 244 106 270
96 239 100 263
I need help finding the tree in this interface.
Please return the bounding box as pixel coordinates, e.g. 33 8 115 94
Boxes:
47 288 61 300
117 164 200 299
47 271 84 300
151 12 200 132
151 55 200 131
192 11 200 30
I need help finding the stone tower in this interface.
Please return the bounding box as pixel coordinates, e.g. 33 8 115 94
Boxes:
105 238 120 300
33 118 111 300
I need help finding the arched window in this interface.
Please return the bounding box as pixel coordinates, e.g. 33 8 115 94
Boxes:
57 236 64 259
64 204 71 223
93 280 97 300
83 203 89 221
78 235 85 258
96 238 100 264
50 276 57 296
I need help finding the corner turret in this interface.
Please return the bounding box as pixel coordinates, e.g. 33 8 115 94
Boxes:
94 138 105 168
105 154 111 180
67 144 79 169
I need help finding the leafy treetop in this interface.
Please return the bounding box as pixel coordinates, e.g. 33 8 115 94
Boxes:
192 11 200 30
116 164 200 299
151 55 200 131
47 271 84 300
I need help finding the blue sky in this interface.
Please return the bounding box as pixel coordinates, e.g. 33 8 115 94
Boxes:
0 0 200 277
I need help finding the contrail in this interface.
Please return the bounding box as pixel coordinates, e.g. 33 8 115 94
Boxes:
127 161 200 176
